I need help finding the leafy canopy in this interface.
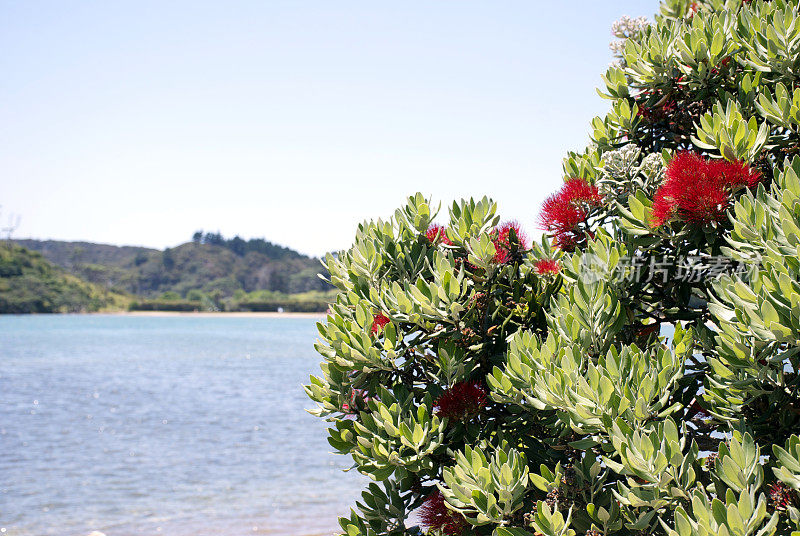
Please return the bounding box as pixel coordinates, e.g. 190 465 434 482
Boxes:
307 1 800 535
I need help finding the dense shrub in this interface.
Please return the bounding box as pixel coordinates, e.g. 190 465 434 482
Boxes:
236 300 329 313
307 1 800 535
128 300 199 312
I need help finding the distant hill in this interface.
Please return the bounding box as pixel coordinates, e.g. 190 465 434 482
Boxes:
0 242 130 313
15 233 332 299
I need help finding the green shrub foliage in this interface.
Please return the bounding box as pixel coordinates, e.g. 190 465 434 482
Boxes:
306 1 800 535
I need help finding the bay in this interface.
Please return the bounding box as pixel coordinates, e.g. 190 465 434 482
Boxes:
0 314 364 536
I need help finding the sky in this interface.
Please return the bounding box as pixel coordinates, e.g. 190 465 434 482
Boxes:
1 1 654 258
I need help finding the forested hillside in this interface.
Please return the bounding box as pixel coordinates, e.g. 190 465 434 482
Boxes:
0 242 130 313
16 232 332 299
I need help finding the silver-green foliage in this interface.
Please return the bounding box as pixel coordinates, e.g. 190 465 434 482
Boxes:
307 1 800 535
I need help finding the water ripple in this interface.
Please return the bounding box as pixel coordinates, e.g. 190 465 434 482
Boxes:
0 315 364 536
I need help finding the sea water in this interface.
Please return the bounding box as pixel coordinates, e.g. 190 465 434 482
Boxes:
0 315 365 536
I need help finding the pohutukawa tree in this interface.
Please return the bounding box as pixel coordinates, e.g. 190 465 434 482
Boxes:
306 1 800 535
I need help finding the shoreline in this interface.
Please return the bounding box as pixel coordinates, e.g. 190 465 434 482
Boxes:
94 311 328 318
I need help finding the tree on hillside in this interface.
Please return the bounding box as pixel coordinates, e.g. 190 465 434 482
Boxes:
229 235 247 256
191 230 302 259
307 1 800 535
162 248 175 270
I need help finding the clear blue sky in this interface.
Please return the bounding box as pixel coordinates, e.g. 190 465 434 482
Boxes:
1 1 653 257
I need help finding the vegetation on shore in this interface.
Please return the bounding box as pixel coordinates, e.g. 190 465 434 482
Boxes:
16 232 332 299
0 242 130 313
130 289 337 313
3 233 336 313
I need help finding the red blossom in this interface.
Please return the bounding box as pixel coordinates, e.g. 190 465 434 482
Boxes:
419 492 466 536
493 247 509 264
651 190 677 227
677 178 730 224
434 382 487 421
553 232 581 251
768 481 796 512
534 258 561 276
426 224 452 246
538 178 601 250
650 152 761 227
636 91 677 123
492 221 528 263
540 194 584 233
370 313 391 335
560 177 603 205
710 159 762 188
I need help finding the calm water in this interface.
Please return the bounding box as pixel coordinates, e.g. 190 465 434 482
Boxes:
0 315 365 536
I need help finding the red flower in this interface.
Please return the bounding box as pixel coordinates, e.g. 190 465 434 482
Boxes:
553 232 580 251
768 481 796 512
434 382 487 421
539 195 584 233
636 90 677 123
370 313 391 335
426 224 452 246
650 153 761 227
492 221 528 264
651 190 677 227
560 177 603 206
709 159 762 188
419 492 466 536
534 258 561 276
538 178 601 250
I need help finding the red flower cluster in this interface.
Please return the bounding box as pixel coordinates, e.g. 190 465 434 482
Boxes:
651 153 761 227
635 88 679 123
534 258 561 276
538 178 602 250
434 382 487 421
419 492 466 536
426 224 452 246
492 221 528 264
768 481 796 512
370 313 391 335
